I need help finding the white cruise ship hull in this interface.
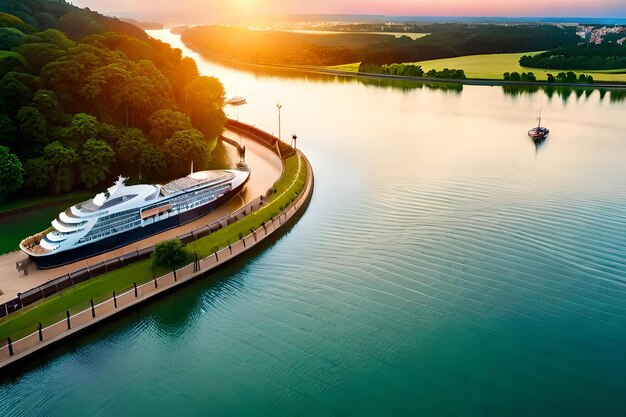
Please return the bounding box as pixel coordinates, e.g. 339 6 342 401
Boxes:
22 171 249 269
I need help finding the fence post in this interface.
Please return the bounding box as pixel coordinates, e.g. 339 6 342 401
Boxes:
90 299 95 318
134 282 138 297
228 240 232 254
154 275 158 288
215 252 218 262
113 291 117 308
66 310 71 329
251 228 257 242
38 322 43 341
173 270 177 282
7 338 13 356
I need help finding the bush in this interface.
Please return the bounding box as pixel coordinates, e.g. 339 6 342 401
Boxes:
152 238 191 270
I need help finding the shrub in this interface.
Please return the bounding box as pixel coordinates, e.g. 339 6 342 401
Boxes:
152 238 191 270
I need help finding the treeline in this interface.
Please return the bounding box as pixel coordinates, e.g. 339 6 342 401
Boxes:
519 43 626 70
181 24 579 67
502 71 593 84
360 24 579 65
181 26 364 66
358 62 466 79
503 72 537 81
0 0 226 201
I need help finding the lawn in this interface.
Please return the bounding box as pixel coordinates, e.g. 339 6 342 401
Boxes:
0 192 93 255
0 191 92 214
321 52 626 82
411 52 626 82
0 155 307 342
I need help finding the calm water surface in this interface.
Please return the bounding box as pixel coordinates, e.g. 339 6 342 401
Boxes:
1 30 625 416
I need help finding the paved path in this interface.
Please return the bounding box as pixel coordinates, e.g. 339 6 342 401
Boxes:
0 129 282 304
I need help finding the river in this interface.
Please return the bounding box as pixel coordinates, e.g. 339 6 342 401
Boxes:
1 30 625 416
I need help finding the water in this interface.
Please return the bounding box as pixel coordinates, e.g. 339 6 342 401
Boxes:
1 30 626 416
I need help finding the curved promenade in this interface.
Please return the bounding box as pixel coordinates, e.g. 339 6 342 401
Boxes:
0 123 314 371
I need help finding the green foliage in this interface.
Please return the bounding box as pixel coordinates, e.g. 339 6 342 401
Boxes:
0 2 226 197
23 156 50 191
503 71 536 82
163 128 210 177
16 106 47 155
424 68 466 79
0 27 25 50
359 62 425 76
0 12 32 32
57 12 103 41
0 114 17 146
0 145 23 200
182 24 579 67
182 76 226 140
148 108 193 146
152 238 191 270
520 43 626 71
80 138 115 188
43 140 78 194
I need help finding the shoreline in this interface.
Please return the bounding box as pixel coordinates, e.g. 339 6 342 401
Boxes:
178 43 626 90
0 121 315 371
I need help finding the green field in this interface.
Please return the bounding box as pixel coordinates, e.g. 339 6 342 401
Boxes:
322 52 626 82
0 155 308 342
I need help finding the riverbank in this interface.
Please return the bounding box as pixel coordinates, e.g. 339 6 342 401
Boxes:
0 122 314 371
177 48 626 90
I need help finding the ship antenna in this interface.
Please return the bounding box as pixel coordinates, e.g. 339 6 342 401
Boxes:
538 99 543 129
190 159 194 174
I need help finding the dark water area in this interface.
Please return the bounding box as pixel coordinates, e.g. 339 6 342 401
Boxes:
1 30 625 417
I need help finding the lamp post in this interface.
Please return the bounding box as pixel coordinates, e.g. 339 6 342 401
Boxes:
276 103 282 140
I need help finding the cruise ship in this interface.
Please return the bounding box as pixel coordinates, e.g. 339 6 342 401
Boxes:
20 169 250 269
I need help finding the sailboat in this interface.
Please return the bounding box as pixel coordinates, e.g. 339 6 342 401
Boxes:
528 106 549 140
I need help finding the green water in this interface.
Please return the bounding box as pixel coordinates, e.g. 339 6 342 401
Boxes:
1 31 625 416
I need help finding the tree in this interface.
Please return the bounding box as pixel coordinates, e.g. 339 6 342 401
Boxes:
80 138 115 188
0 146 24 201
148 109 193 146
16 106 48 157
0 115 17 147
23 157 51 191
152 238 190 270
163 129 210 177
70 112 99 142
43 140 78 194
182 76 226 140
31 89 69 125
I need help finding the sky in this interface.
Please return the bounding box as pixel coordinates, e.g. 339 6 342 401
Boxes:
73 0 626 18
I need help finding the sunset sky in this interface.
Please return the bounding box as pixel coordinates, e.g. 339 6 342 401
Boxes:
74 0 626 17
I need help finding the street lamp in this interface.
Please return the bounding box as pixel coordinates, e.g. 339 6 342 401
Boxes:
276 103 282 140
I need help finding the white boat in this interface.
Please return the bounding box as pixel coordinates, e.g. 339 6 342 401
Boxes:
20 169 250 269
225 96 247 105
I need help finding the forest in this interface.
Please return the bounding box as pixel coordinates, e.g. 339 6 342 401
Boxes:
519 43 626 71
0 0 226 201
181 24 579 67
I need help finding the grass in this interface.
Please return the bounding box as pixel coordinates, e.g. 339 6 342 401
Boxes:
411 52 626 83
0 155 307 342
0 191 92 214
321 63 361 73
0 192 93 255
321 52 626 82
